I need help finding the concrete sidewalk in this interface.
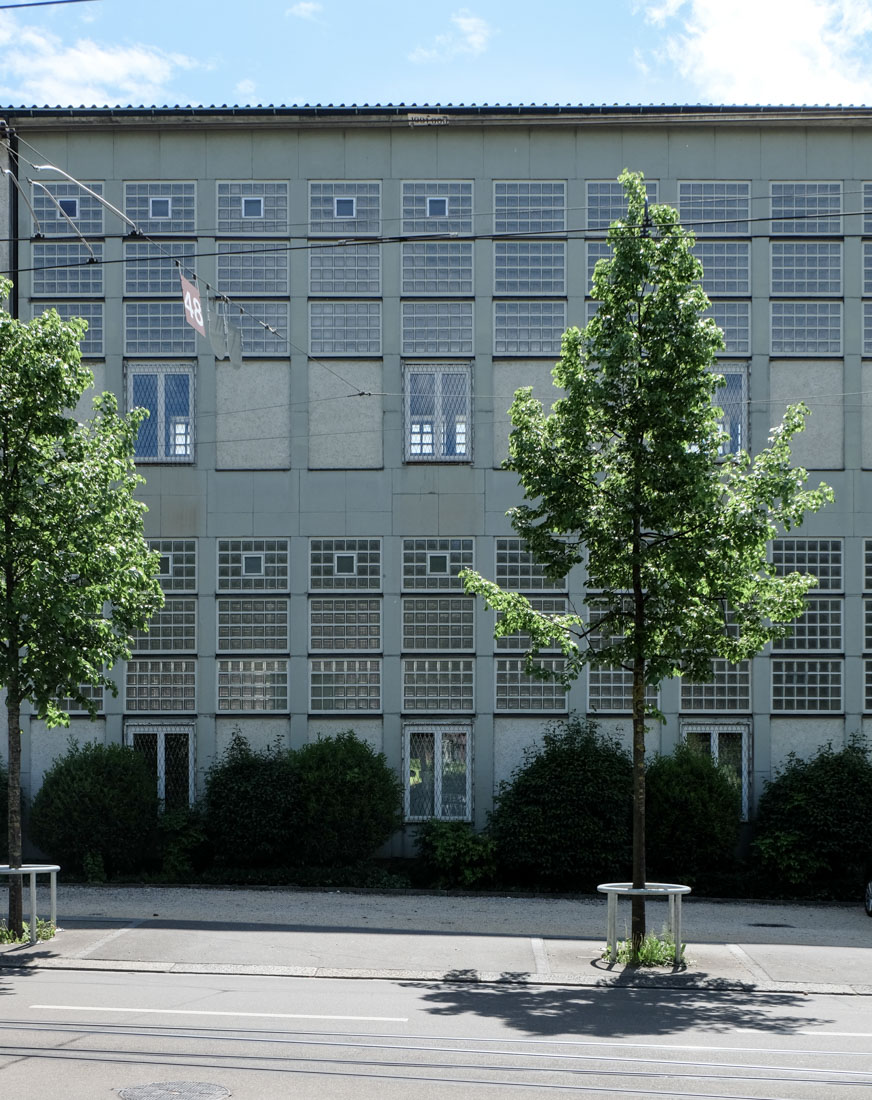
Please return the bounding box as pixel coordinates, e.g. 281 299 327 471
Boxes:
1 884 870 995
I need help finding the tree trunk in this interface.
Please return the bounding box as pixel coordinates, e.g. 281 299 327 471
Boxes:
631 656 646 958
6 689 22 938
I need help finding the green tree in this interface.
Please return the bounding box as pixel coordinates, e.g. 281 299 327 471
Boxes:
462 172 832 956
1 281 163 934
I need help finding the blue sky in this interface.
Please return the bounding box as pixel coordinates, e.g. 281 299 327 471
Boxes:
2 0 872 108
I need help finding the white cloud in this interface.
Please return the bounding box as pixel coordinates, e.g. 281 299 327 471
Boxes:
636 0 872 104
409 8 495 63
286 2 322 18
236 79 256 96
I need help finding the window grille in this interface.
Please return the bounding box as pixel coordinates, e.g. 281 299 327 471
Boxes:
217 181 289 234
309 598 382 650
495 658 568 712
126 659 196 712
586 180 658 229
217 242 289 296
401 302 473 356
33 242 103 295
404 365 471 461
680 661 751 711
678 181 750 235
402 597 474 651
124 301 196 356
402 658 474 711
309 658 382 711
402 181 473 234
772 598 843 650
494 300 565 355
126 721 195 809
405 724 471 821
217 598 290 652
124 241 196 296
771 659 842 711
124 181 196 234
693 241 750 296
309 181 381 235
494 241 565 295
771 182 841 235
713 366 748 454
682 720 751 819
494 181 566 234
772 538 842 588
149 539 197 592
771 242 842 295
705 301 750 355
401 242 473 295
217 539 289 590
495 538 565 592
309 538 382 590
132 599 197 652
56 682 104 715
217 658 288 711
32 180 104 235
127 363 194 463
402 538 473 590
309 300 381 355
309 243 381 295
36 302 104 356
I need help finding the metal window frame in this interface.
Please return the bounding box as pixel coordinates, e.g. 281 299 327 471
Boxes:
124 719 196 807
680 718 751 820
126 362 196 463
403 361 473 463
403 721 472 822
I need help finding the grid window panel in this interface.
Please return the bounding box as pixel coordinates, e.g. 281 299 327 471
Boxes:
495 658 568 712
705 300 750 355
405 725 470 821
494 181 566 234
402 597 475 651
496 596 568 651
693 241 750 295
773 597 843 651
494 300 565 355
217 658 288 711
864 242 872 296
309 598 382 651
309 658 382 711
126 659 196 712
404 366 471 461
865 539 872 590
680 661 751 710
402 181 473 234
771 242 842 295
309 538 382 590
217 181 289 234
403 538 473 590
401 241 473 295
309 181 381 235
678 181 750 235
401 301 473 355
149 539 197 592
132 599 197 653
127 364 194 463
772 538 843 589
309 243 380 295
124 182 196 234
33 242 104 295
124 301 196 356
588 666 658 712
863 597 872 649
771 182 841 235
586 180 658 229
771 301 842 355
36 301 104 356
586 240 612 294
309 300 381 355
683 721 751 820
217 598 290 652
714 366 748 454
864 302 872 356
771 658 843 711
127 721 195 809
218 539 289 591
217 242 289 295
402 658 474 711
494 241 566 295
865 183 872 235
32 180 104 235
495 538 565 592
124 241 196 296
219 300 288 356
864 660 872 711
57 682 104 715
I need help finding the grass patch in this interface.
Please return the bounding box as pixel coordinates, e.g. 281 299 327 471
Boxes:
605 928 684 966
0 918 56 944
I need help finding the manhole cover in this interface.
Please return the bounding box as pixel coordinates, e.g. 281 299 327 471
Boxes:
119 1085 230 1100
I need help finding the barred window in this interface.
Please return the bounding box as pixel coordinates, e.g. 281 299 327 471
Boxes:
405 724 470 821
495 658 568 712
403 658 474 711
401 241 473 295
495 537 564 592
56 682 104 715
309 538 382 590
404 365 471 461
403 538 473 590
496 596 567 651
494 181 566 234
124 181 196 234
494 300 565 355
713 365 748 455
36 301 104 356
772 598 843 651
132 599 197 653
771 182 841 235
217 242 289 295
772 659 842 711
678 181 750 235
309 243 381 295
218 539 289 591
772 538 842 589
149 539 196 592
309 658 382 711
693 241 750 296
309 181 381 235
586 179 658 229
309 598 382 650
401 301 473 356
124 241 196 296
402 597 475 651
705 301 750 355
217 181 289 234
126 721 195 809
494 241 566 295
402 181 473 234
124 301 196 356
682 720 751 819
681 660 751 711
217 598 290 652
127 363 194 463
771 242 842 295
32 180 104 236
126 659 196 712
33 242 103 295
217 658 288 712
309 301 381 355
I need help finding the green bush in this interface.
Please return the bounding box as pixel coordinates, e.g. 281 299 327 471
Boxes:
0 760 7 861
753 737 872 897
415 819 496 889
488 716 633 891
158 804 212 882
645 742 741 888
29 740 159 876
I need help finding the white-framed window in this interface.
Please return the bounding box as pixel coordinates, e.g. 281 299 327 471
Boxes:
678 181 750 235
404 364 471 462
58 197 78 219
32 242 104 296
771 182 841 235
770 242 842 295
494 181 566 234
495 538 565 592
680 660 751 711
149 196 172 220
124 301 196 356
309 538 382 590
401 302 473 356
402 181 473 234
309 300 381 355
404 722 471 821
494 300 565 355
705 300 750 355
335 196 356 218
401 241 473 295
217 658 288 712
217 242 289 296
402 658 474 711
217 539 289 591
132 599 198 653
218 181 288 234
403 538 473 590
36 301 104 356
149 539 197 592
586 179 658 229
309 243 381 295
309 658 382 712
713 364 748 454
681 719 751 820
124 241 196 296
693 241 750 296
494 241 566 295
309 181 380 235
217 598 290 652
309 598 382 651
127 363 194 463
126 659 197 712
32 180 103 235
126 720 196 809
402 597 475 651
124 181 196 234
242 196 264 219
495 658 568 712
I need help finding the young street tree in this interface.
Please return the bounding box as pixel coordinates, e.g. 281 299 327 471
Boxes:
463 172 833 956
1 281 163 936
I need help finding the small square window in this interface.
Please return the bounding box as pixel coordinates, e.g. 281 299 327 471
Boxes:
335 197 356 218
243 554 264 576
242 196 264 218
149 197 172 219
335 553 356 575
427 197 448 218
158 554 173 576
428 554 449 575
58 198 78 219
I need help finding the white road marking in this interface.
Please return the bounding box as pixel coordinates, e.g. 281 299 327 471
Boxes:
68 919 144 959
530 936 550 975
30 1004 407 1022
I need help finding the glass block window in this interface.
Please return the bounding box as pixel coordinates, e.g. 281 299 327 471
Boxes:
705 301 750 355
772 659 842 711
309 300 381 355
402 181 473 234
404 364 471 461
309 243 380 295
496 596 567 651
309 538 382 590
124 301 195 356
309 598 382 650
309 181 381 235
866 599 872 650
217 598 290 652
693 241 750 296
403 538 473 590
864 243 872 296
864 538 872 590
586 240 612 294
218 539 289 591
401 242 473 295
149 539 196 592
32 180 104 236
217 658 288 712
772 538 842 588
678 181 750 235
864 303 872 356
124 182 196 234
402 597 474 651
865 183 872 235
495 659 568 712
588 665 658 713
309 658 382 711
586 179 658 229
494 241 565 295
771 182 841 235
494 181 566 234
771 301 842 354
771 242 842 295
124 241 196 296
217 181 289 234
127 363 194 463
405 724 471 821
223 301 289 356
773 597 842 650
132 599 197 653
683 720 751 819
57 682 104 715
126 659 196 712
32 242 103 295
495 538 565 592
127 721 195 809
401 301 473 356
494 300 565 355
681 661 751 711
217 242 289 296
403 658 474 711
36 302 104 356
713 365 748 455
863 661 872 711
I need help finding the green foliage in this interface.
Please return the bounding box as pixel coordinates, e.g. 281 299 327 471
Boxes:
646 742 741 887
753 738 872 896
0 761 7 861
158 804 212 882
0 917 55 943
415 820 496 889
606 928 684 967
29 740 159 876
487 717 633 891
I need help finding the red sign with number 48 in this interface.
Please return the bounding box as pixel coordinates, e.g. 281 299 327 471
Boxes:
180 271 206 337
